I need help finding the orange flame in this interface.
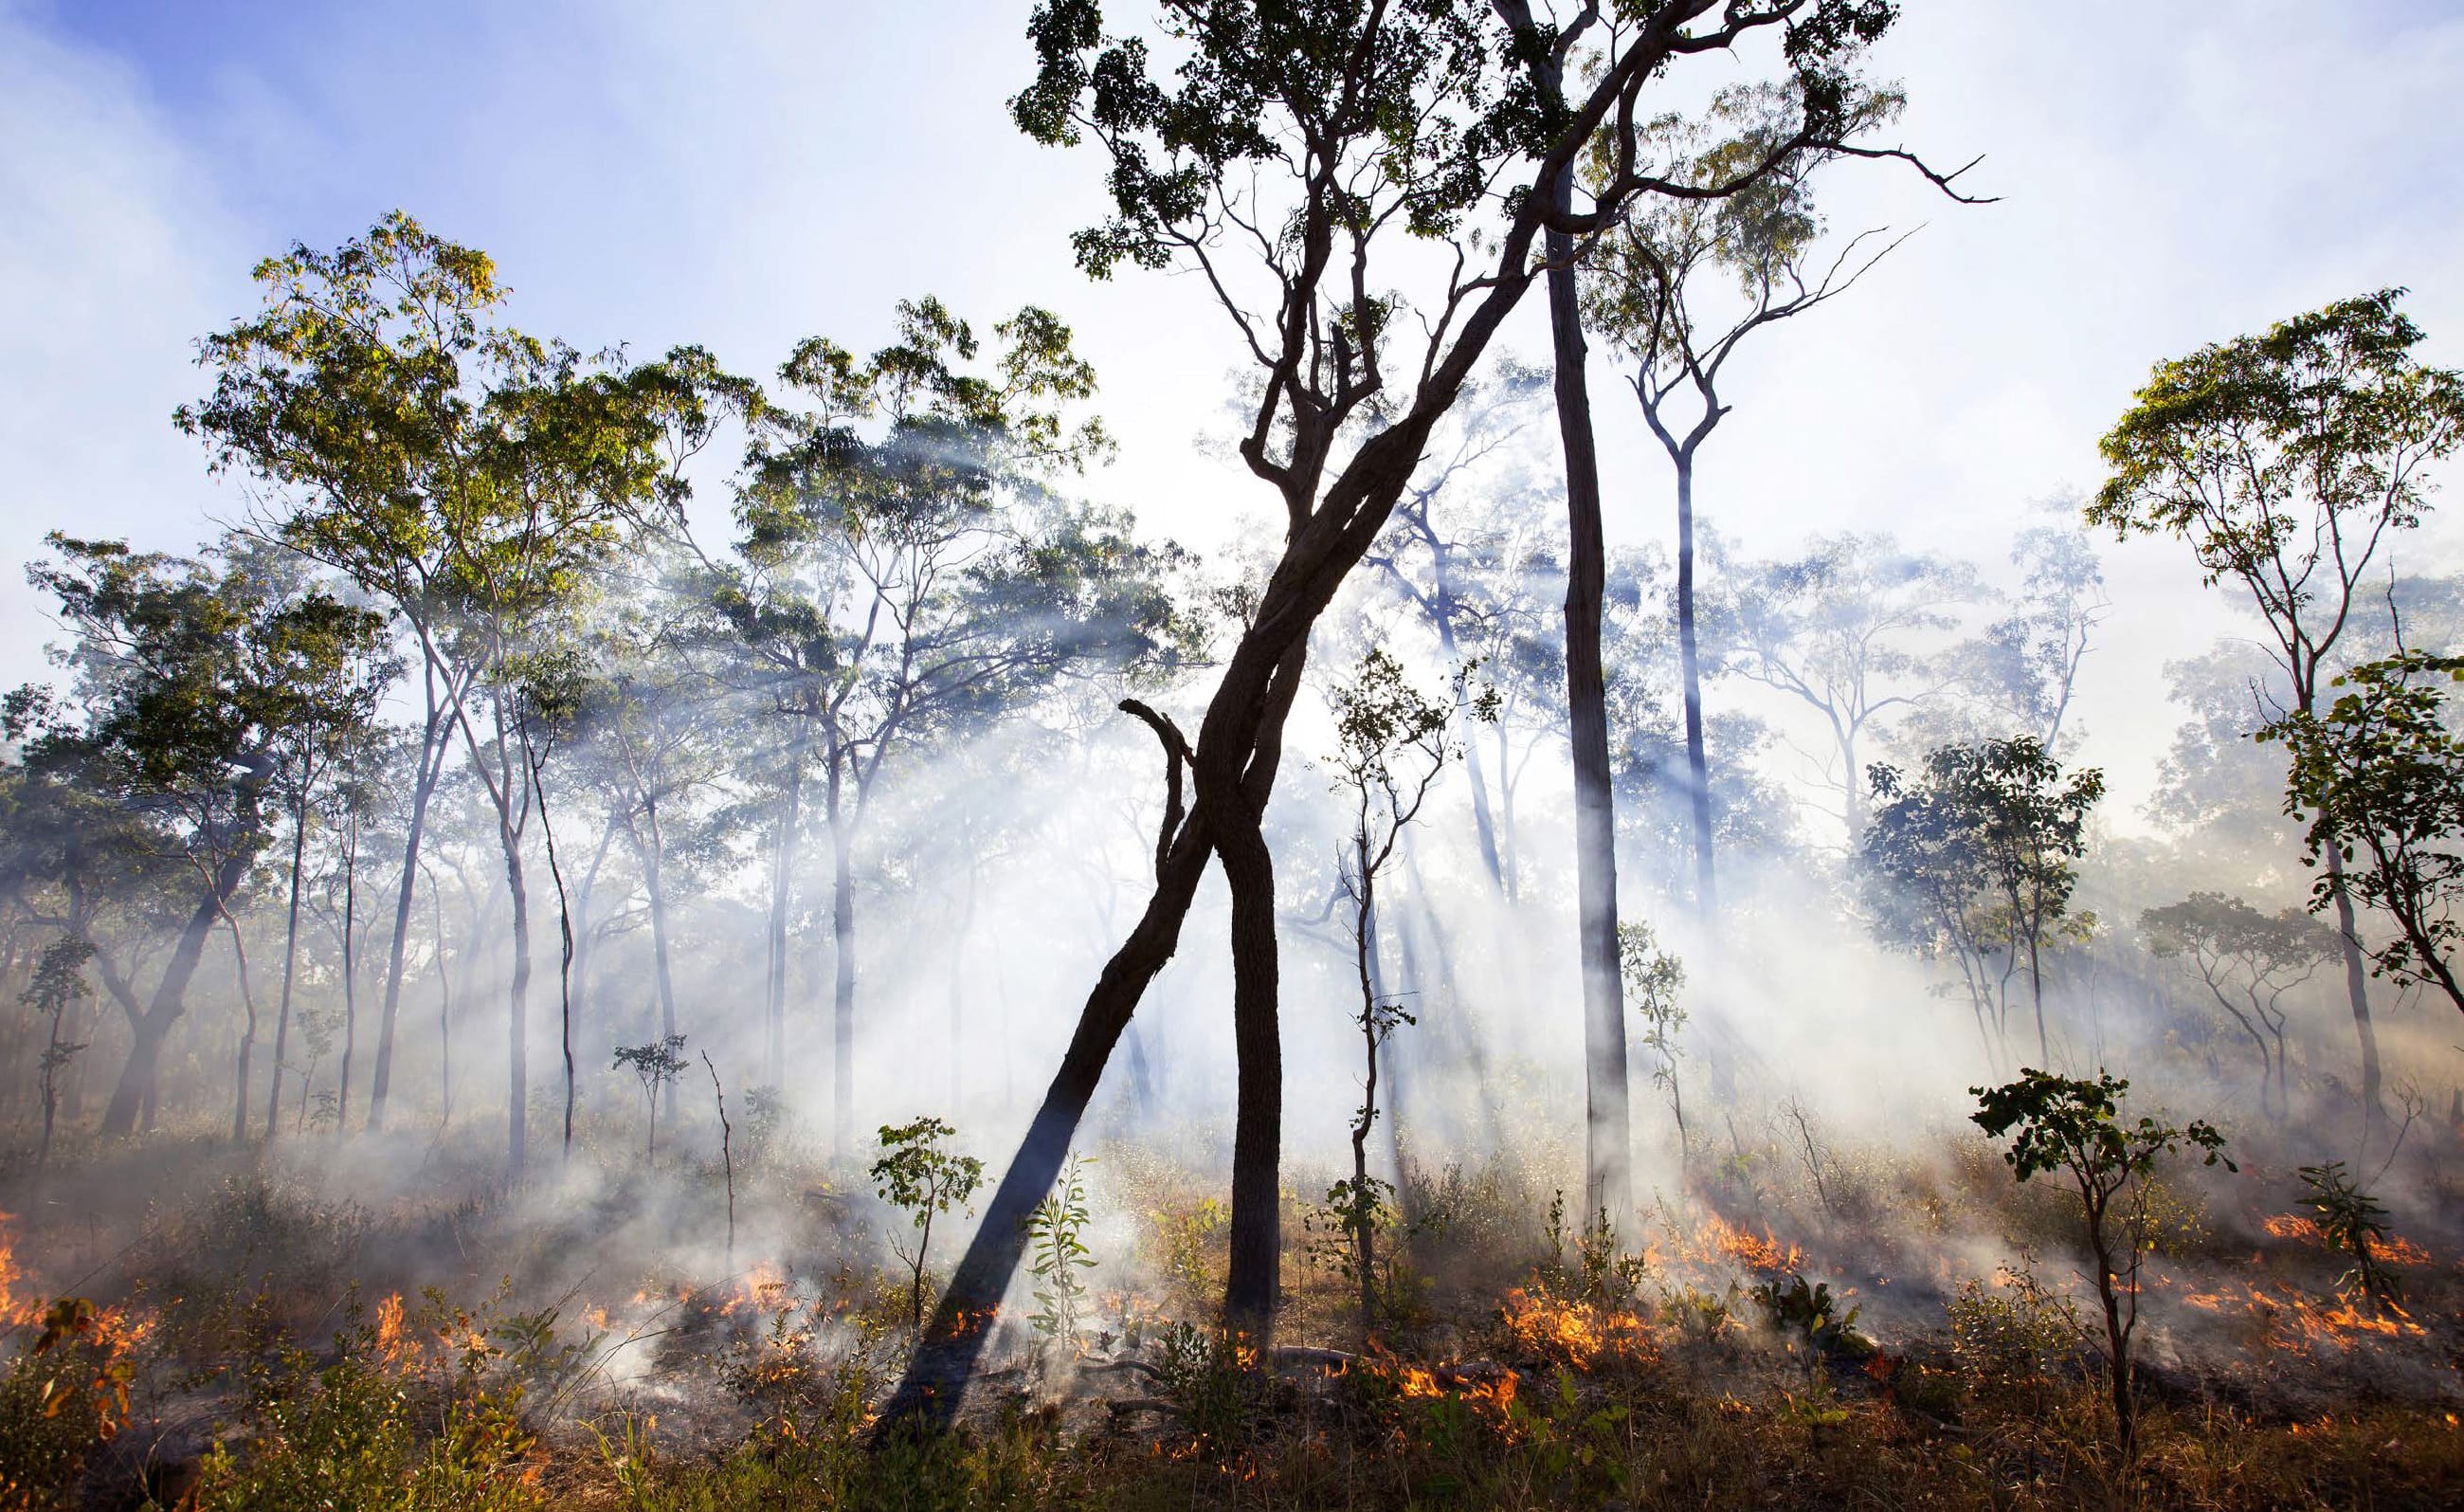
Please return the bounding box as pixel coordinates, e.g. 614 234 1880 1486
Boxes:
1499 1286 1657 1371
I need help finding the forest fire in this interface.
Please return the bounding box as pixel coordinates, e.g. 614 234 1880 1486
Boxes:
5 4 2464 1507
1676 1213 1805 1276
2178 1280 2429 1346
1498 1286 1657 1371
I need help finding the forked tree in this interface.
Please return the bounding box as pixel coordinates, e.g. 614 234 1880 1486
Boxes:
1583 80 1918 915
884 0 1961 1433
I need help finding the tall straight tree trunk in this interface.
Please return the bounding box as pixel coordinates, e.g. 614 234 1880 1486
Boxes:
501 832 532 1175
2327 851 2384 1132
827 763 858 1157
766 717 809 1085
633 804 680 1117
267 811 309 1139
1672 452 1717 915
223 908 261 1145
1425 555 1504 890
1542 165 1633 1229
947 839 979 1113
368 685 448 1132
335 811 360 1132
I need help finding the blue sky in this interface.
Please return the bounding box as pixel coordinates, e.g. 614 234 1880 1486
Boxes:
6 0 2464 821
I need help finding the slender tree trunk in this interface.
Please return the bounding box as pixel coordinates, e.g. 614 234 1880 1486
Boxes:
532 754 576 1159
829 772 858 1159
1543 165 1633 1229
2029 930 2049 1065
766 719 809 1085
948 841 979 1113
1349 856 1383 1334
267 811 309 1139
224 911 261 1146
2326 854 2384 1139
1673 452 1717 915
368 690 447 1132
637 804 681 1115
500 820 533 1175
335 812 359 1133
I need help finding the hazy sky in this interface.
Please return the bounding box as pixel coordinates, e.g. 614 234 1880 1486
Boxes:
6 0 2462 826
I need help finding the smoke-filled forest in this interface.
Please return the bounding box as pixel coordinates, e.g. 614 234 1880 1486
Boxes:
3 3 2462 1508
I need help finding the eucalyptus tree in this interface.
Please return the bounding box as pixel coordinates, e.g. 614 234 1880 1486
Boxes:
180 214 741 1170
234 546 396 1141
1364 365 1552 894
1865 737 2103 1064
2140 893 2336 1120
1500 4 1972 1230
889 0 1940 1430
8 537 300 1136
1727 532 1979 847
709 299 1180 1150
1967 523 2107 754
571 585 737 1114
1582 80 1917 913
2091 288 2464 1133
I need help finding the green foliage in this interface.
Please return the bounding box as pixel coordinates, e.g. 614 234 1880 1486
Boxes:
1025 1155 1097 1357
1946 1262 2085 1407
611 1034 689 1159
871 1117 986 1332
2092 288 2464 596
1150 1321 1266 1453
1618 920 1689 1153
1972 1070 2233 1193
2264 650 2464 1014
1749 1274 1870 1363
1865 738 2104 1054
2296 1160 2401 1306
0 1297 136 1509
1970 1068 2233 1455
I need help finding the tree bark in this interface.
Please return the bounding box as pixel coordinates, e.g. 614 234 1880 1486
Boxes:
335 811 360 1132
829 769 857 1159
1673 454 1717 915
1543 164 1634 1229
101 847 255 1137
367 686 447 1132
267 810 309 1139
766 716 809 1085
2326 851 2384 1136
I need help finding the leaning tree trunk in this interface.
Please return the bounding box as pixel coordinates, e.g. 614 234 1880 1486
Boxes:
102 846 254 1137
1218 799 1285 1334
1543 164 1633 1229
368 693 447 1132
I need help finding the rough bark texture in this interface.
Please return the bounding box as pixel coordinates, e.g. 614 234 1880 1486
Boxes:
1545 166 1634 1228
